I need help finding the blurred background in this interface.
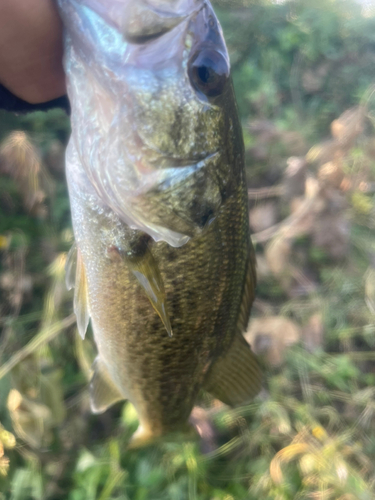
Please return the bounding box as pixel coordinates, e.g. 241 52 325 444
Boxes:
1 0 375 498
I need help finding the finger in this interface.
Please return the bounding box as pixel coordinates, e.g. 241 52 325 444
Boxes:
0 0 66 104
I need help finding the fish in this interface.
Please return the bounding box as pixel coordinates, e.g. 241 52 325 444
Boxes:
58 0 262 447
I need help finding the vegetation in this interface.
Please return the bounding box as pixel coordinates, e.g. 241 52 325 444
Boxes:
1 0 375 498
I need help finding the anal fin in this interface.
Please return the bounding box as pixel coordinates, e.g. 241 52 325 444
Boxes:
90 357 125 414
203 333 262 407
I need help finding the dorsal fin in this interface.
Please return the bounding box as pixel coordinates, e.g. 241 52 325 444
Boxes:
65 242 77 291
65 242 90 339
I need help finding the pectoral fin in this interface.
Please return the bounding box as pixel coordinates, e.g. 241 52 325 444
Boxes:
90 357 125 414
203 332 262 406
65 243 90 339
125 243 173 337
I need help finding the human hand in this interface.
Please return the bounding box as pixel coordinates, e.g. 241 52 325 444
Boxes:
0 0 66 104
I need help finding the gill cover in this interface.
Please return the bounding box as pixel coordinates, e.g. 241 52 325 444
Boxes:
58 0 231 247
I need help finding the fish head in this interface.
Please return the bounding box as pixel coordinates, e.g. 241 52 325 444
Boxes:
62 0 243 246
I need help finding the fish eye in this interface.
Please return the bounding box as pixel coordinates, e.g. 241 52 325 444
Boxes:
188 48 229 98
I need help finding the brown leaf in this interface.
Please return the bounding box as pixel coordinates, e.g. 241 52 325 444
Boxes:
312 201 350 260
318 161 345 189
302 63 330 93
302 314 324 352
265 237 292 277
7 389 52 448
249 202 277 233
283 156 307 200
330 106 365 146
245 316 301 367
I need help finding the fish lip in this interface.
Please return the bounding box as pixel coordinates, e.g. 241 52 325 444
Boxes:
187 2 229 58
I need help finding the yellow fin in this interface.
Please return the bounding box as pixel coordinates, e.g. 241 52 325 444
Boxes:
75 248 90 339
203 332 262 406
65 242 77 291
66 243 90 339
126 244 173 337
90 357 125 414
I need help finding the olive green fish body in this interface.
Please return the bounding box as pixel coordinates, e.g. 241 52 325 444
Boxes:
67 129 255 440
60 0 262 445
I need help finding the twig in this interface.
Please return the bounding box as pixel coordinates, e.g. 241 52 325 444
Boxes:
248 185 284 200
252 187 318 244
0 314 76 380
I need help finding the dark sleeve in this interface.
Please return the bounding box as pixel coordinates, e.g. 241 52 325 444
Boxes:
0 83 70 114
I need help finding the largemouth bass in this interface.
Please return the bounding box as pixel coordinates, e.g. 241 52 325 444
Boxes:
58 0 262 447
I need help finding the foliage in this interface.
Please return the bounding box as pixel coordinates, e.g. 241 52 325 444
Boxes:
1 0 375 498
